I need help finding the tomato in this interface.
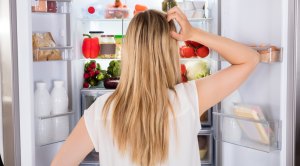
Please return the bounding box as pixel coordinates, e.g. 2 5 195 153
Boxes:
181 64 187 75
185 40 203 49
196 46 209 58
181 75 188 82
180 46 195 58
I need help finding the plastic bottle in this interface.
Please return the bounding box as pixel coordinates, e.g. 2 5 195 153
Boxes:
34 82 52 145
51 80 69 142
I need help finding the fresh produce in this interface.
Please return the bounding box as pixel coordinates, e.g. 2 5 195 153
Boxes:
185 60 210 80
107 60 121 77
104 77 120 89
185 40 203 48
180 46 196 58
162 0 177 12
181 64 188 82
83 60 107 88
196 46 209 58
180 40 210 58
134 4 148 15
114 0 123 8
82 34 100 59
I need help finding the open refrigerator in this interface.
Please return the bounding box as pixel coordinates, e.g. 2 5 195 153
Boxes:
3 0 295 165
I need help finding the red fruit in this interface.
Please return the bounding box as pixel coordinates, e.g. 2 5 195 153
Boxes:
181 75 188 82
181 64 187 75
83 82 89 88
88 6 95 14
196 46 209 58
89 70 96 77
90 62 96 69
87 67 92 72
185 40 203 49
84 73 90 79
95 70 100 75
180 46 196 58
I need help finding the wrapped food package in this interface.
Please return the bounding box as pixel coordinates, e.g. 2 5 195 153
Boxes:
32 32 62 61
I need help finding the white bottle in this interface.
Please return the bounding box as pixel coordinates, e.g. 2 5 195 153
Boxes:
34 82 52 145
51 81 69 142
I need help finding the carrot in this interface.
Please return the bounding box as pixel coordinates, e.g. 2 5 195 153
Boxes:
114 0 122 8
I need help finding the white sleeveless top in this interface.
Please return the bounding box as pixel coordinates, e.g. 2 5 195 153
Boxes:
84 81 201 166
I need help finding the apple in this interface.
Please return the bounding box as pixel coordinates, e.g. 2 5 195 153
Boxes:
196 46 209 58
180 46 196 58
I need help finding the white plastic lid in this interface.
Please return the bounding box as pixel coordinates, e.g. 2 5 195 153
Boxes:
36 82 47 89
53 80 64 87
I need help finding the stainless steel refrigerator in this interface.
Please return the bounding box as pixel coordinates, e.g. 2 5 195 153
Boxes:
1 0 300 166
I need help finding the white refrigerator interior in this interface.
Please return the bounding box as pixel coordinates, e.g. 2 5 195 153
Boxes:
16 0 288 165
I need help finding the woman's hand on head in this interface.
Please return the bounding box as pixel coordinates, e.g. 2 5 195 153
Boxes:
167 7 195 41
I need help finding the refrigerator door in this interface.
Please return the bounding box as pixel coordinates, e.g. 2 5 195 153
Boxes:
0 0 21 165
218 0 284 165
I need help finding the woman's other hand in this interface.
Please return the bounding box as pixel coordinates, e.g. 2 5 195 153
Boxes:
167 7 195 41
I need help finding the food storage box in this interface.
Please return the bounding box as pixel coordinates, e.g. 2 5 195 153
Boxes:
105 7 129 19
198 130 213 164
178 1 206 18
251 46 282 63
213 108 281 152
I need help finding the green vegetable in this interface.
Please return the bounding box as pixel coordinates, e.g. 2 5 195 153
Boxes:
185 60 210 81
107 60 121 77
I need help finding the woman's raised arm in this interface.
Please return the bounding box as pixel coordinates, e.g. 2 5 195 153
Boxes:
167 7 259 115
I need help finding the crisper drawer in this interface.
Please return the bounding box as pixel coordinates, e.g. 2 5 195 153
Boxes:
198 130 213 165
81 88 115 115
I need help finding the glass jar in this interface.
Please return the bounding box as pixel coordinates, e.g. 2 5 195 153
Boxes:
162 0 177 12
100 35 116 59
114 35 123 59
90 31 104 44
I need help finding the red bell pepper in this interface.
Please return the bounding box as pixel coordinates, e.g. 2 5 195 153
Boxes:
82 34 100 59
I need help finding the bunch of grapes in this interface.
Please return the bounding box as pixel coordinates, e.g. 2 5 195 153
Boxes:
83 60 106 88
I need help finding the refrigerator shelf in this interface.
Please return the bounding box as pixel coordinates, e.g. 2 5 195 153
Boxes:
78 17 212 22
33 46 73 61
39 111 74 120
213 112 281 152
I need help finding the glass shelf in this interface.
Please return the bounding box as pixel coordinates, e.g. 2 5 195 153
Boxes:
32 0 71 14
39 111 74 120
213 112 281 152
78 18 212 22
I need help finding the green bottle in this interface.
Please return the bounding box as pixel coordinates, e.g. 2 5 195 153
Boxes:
162 0 177 12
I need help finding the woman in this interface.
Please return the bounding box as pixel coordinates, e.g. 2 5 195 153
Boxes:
52 7 259 166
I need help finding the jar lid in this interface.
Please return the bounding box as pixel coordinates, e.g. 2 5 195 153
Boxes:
89 31 104 34
114 35 124 38
101 35 115 37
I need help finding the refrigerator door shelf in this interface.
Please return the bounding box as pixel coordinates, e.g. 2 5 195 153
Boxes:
32 0 72 14
213 112 281 152
33 46 73 61
39 110 74 120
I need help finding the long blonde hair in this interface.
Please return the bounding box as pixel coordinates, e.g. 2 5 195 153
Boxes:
103 10 181 166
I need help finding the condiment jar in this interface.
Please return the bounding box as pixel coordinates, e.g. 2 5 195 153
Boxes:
100 35 116 59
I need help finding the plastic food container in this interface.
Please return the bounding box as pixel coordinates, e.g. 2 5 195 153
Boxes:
251 46 281 63
114 35 124 59
32 0 47 12
105 8 129 19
